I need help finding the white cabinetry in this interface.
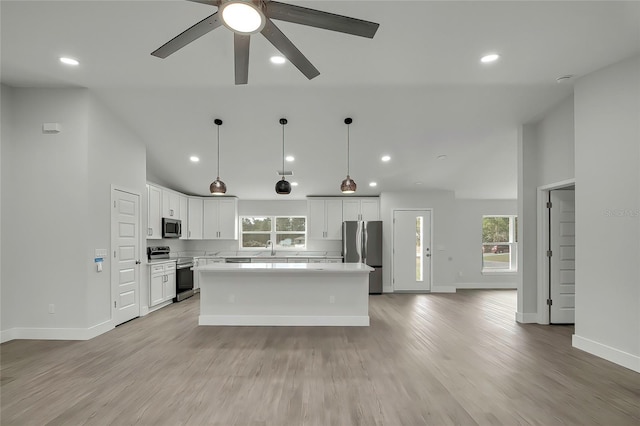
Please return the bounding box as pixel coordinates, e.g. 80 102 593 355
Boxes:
147 184 162 239
187 197 203 240
342 198 379 221
308 199 343 240
203 198 238 240
149 262 176 307
179 195 188 240
162 190 180 218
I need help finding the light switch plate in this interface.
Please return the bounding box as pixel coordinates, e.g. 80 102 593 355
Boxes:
95 249 108 258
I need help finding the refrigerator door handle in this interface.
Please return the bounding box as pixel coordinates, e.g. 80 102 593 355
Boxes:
356 222 363 263
362 222 368 265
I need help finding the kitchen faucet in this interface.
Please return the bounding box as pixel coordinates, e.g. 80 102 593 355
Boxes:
266 240 275 256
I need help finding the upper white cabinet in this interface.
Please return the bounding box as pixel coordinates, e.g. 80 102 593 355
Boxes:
203 198 238 240
187 197 203 240
179 195 188 240
342 198 379 221
162 190 180 218
308 199 343 240
147 184 162 239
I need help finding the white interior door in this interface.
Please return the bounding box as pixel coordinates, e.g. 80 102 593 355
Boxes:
550 190 575 324
111 189 141 325
393 210 431 292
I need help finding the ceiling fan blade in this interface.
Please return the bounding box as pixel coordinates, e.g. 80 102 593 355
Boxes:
186 0 220 6
234 34 250 85
151 12 222 58
261 19 320 80
266 1 379 39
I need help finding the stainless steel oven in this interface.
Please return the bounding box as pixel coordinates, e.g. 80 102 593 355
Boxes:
175 258 194 302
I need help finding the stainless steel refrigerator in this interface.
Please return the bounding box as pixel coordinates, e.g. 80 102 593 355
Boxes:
342 221 383 294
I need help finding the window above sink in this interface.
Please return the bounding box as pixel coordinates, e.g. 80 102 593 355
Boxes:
239 216 306 250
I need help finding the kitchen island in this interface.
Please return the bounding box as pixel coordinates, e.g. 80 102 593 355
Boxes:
195 262 373 326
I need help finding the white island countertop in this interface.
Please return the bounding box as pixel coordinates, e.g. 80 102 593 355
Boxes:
195 262 372 273
196 262 372 326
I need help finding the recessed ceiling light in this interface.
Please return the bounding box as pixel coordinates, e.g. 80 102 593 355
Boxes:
270 56 286 64
285 155 295 162
480 53 500 63
381 155 391 162
59 57 79 66
190 156 200 162
369 182 377 187
437 155 447 160
291 182 299 187
415 181 423 185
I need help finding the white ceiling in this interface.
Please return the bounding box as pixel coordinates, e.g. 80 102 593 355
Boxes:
2 0 639 199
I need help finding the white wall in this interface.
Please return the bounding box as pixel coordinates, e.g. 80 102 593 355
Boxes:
0 85 11 331
1 87 90 335
87 95 147 327
573 56 640 372
518 96 575 320
0 87 147 341
454 199 517 289
380 190 456 292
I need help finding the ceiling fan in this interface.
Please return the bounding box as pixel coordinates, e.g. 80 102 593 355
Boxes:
151 0 380 85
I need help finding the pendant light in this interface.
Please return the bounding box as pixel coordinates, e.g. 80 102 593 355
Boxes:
275 118 292 195
209 118 227 195
340 117 357 194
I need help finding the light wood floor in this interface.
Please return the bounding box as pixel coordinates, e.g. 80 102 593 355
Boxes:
1 290 639 425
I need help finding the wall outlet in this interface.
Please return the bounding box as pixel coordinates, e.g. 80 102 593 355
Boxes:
228 294 235 303
48 304 55 314
329 295 335 304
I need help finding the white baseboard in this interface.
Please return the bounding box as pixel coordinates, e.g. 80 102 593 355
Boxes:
0 328 17 343
573 334 640 373
515 312 538 323
0 320 114 343
431 285 456 293
455 282 517 289
199 315 370 326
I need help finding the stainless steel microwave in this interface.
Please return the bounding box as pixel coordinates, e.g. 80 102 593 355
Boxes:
162 217 182 238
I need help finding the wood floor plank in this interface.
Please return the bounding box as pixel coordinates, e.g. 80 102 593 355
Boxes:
1 290 639 425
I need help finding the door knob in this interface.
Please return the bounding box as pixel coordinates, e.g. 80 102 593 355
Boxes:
135 260 141 264
425 253 431 257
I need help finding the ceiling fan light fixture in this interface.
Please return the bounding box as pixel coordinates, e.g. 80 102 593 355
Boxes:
220 0 266 34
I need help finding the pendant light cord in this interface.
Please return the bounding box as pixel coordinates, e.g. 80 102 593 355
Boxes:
346 123 350 176
216 124 221 178
282 123 285 177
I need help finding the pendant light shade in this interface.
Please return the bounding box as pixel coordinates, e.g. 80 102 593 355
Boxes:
275 118 292 195
340 117 357 194
210 118 227 195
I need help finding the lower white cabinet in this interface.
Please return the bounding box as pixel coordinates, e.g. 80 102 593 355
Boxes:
149 262 176 307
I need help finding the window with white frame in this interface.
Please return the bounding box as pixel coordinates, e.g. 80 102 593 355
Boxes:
481 215 518 272
240 216 306 250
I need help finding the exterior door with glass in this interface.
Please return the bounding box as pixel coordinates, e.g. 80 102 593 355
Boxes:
393 209 431 291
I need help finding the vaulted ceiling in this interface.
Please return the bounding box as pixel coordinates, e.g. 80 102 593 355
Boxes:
2 1 639 199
